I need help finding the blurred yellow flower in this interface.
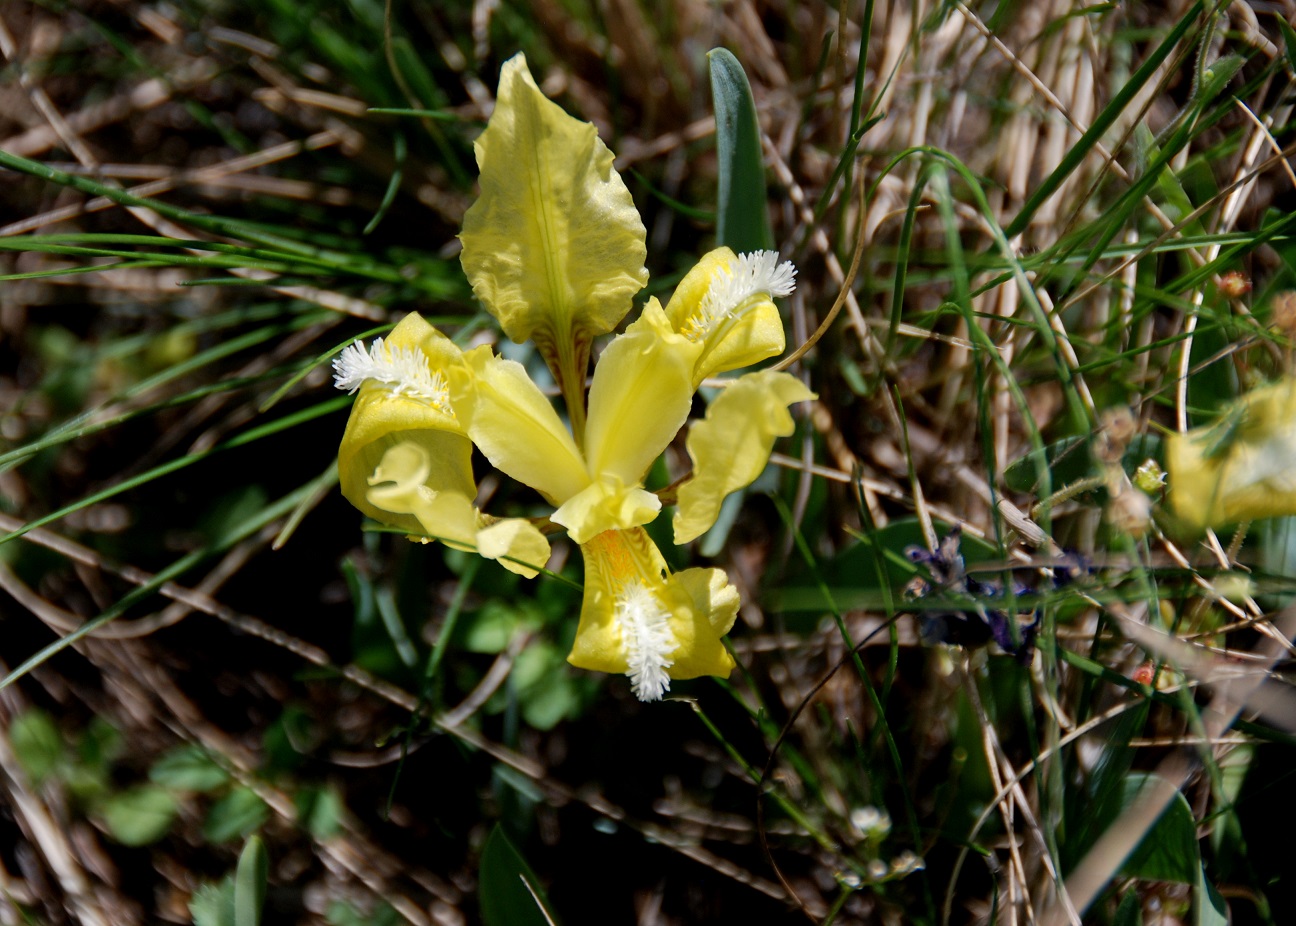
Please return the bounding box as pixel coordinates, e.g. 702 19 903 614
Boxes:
1167 376 1296 530
334 52 813 700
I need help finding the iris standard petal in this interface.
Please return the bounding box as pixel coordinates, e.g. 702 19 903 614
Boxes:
459 53 648 351
450 346 590 506
674 370 816 544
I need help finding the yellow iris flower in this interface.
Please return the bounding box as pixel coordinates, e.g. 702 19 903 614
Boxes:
334 52 814 700
1167 376 1296 530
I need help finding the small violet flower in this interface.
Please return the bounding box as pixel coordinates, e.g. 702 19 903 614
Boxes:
334 53 814 701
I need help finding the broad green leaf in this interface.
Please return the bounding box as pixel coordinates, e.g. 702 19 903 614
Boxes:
234 835 268 926
480 825 559 926
1119 773 1199 884
1195 863 1229 926
463 601 544 655
203 787 268 843
150 744 230 792
8 708 65 785
707 48 773 253
459 53 648 347
100 785 178 846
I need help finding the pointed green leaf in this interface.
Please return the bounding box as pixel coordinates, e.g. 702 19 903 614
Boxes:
150 744 230 792
480 825 559 926
234 836 268 926
203 787 268 843
707 49 773 253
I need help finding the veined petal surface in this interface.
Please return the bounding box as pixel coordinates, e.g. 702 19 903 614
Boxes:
674 370 815 544
459 53 648 348
450 346 589 506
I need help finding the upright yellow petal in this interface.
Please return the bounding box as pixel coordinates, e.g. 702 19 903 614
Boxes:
664 248 794 385
568 528 739 701
674 370 815 544
459 53 648 408
1167 376 1296 529
449 346 589 506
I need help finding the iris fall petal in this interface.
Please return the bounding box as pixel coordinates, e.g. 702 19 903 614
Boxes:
567 528 738 701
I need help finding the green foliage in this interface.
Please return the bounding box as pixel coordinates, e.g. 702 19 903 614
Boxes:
1117 774 1200 884
3 1 1294 923
8 708 65 786
150 745 231 792
188 836 269 926
708 49 773 253
325 900 402 926
203 788 270 844
100 786 178 846
234 836 269 926
479 825 559 926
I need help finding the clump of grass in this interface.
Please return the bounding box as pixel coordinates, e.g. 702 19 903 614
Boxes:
2 2 1295 924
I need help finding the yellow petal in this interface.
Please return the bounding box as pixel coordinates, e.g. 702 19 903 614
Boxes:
584 298 699 486
336 313 475 534
363 440 479 549
459 53 648 352
664 247 793 385
667 567 739 679
450 345 589 506
568 528 739 700
551 478 661 544
477 518 552 579
1167 377 1296 530
674 370 816 544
